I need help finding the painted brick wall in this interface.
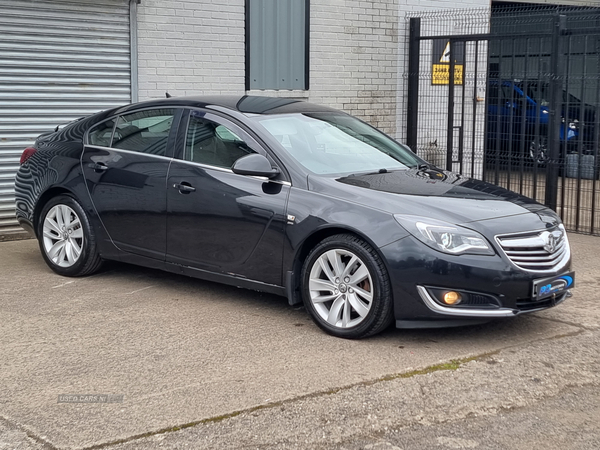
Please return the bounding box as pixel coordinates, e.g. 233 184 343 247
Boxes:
136 0 246 99
136 0 490 139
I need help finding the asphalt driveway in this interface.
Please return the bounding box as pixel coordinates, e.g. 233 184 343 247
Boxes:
1 234 598 449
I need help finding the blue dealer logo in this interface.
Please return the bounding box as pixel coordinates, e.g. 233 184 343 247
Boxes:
557 275 573 287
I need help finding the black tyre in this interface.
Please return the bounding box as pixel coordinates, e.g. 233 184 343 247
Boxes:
37 195 103 277
301 234 394 339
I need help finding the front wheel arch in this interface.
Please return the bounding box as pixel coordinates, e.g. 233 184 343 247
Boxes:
288 226 389 304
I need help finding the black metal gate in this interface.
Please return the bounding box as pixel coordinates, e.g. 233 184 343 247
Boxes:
406 6 600 235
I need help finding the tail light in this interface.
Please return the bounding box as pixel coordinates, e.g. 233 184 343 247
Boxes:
20 147 37 165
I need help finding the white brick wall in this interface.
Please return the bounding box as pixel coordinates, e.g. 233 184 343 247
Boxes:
136 0 490 139
137 0 246 99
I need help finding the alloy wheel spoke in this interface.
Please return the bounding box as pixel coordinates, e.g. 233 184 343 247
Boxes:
342 299 351 327
70 227 84 239
349 263 369 285
348 293 370 318
352 285 373 303
309 278 336 293
325 250 344 278
68 216 81 229
48 240 66 260
54 206 64 229
65 241 75 265
56 243 67 264
341 255 358 279
60 205 72 227
71 239 82 258
327 297 345 325
317 256 337 283
45 217 62 235
43 229 59 240
312 292 340 303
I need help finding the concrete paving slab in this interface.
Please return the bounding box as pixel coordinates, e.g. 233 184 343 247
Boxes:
0 235 594 449
109 329 600 450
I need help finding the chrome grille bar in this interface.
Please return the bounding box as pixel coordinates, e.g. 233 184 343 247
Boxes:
495 225 570 272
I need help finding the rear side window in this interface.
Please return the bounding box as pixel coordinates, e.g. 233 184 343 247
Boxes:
111 109 175 156
88 118 116 147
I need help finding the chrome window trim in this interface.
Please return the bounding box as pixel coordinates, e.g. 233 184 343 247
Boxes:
84 145 174 162
169 157 292 185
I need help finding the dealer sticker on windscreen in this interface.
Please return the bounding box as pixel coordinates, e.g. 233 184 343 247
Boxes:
532 272 575 300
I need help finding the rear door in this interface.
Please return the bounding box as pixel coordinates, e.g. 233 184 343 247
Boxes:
82 108 179 259
166 110 290 286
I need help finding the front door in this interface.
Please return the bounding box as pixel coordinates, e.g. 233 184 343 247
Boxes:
166 110 289 286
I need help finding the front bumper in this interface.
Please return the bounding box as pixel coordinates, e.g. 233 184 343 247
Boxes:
381 235 572 328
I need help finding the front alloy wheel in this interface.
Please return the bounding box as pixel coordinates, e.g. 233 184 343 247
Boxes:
302 234 393 339
308 249 373 329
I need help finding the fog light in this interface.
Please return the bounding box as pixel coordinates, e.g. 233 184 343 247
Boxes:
443 291 462 305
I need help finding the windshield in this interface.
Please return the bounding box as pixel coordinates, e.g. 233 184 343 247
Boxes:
251 113 421 175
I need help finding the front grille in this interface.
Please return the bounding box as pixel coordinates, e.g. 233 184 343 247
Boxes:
496 225 570 272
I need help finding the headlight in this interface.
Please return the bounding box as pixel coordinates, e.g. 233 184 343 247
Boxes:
394 215 495 255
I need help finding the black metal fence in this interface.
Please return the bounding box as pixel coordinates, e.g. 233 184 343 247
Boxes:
406 5 600 235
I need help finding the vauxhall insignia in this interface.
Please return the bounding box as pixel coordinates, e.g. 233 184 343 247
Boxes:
544 233 557 254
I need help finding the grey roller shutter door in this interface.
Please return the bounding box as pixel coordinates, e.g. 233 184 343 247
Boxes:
0 0 132 235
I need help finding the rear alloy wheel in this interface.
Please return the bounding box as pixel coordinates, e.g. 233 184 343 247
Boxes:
301 234 393 339
38 195 102 276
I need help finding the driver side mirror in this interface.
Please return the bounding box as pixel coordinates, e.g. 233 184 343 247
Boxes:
232 154 280 179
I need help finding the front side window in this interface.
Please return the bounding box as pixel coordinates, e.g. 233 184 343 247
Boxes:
252 113 421 175
246 0 308 90
111 109 175 156
185 115 256 168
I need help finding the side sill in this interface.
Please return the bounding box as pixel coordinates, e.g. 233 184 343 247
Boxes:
176 263 286 297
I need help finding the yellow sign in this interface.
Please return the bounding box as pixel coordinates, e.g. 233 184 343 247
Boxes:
432 64 464 85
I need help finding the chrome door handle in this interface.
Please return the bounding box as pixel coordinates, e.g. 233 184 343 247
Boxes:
88 162 108 172
173 182 196 193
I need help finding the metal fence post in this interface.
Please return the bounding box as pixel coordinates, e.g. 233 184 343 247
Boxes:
545 15 567 211
447 40 456 171
406 17 421 153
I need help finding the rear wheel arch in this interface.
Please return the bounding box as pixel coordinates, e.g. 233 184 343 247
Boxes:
34 187 73 237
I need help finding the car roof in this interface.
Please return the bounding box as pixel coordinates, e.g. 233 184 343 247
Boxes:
112 95 341 116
